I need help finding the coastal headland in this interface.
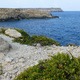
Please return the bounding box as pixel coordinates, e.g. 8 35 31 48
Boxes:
25 8 63 12
0 8 60 21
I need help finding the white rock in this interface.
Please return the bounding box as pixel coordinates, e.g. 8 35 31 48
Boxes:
5 57 14 63
5 28 21 38
30 64 34 67
19 58 25 63
36 43 41 47
0 53 4 59
7 65 14 71
15 58 19 63
11 69 18 74
0 37 11 53
6 76 11 80
4 72 8 77
34 61 38 65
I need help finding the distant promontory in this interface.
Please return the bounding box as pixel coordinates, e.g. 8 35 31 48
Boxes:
26 8 63 12
0 8 62 21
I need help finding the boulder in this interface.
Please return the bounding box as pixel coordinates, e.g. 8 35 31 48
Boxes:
0 37 11 52
5 28 21 38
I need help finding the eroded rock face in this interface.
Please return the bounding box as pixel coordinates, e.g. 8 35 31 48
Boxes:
5 29 21 38
0 8 59 21
0 37 11 53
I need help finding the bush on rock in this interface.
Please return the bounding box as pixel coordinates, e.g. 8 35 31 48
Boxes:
13 29 60 46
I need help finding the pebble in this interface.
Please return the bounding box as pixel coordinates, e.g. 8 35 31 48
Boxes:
19 58 25 63
5 57 14 63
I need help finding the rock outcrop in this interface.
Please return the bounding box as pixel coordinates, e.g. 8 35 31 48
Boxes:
0 8 59 21
5 28 22 38
0 37 11 53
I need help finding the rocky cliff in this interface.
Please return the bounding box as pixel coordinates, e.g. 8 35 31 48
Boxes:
0 8 59 21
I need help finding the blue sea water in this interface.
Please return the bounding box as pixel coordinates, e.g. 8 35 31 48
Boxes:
0 11 80 46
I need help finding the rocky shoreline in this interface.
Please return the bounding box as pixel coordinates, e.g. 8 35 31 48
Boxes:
0 8 59 21
0 28 80 80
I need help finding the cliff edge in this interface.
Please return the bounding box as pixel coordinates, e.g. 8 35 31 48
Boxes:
0 8 59 21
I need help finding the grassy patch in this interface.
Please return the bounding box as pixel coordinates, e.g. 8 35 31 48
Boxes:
14 53 80 80
13 28 60 46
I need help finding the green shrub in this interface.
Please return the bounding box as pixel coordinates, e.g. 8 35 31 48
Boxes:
13 29 60 46
31 35 60 46
66 43 77 47
14 28 30 38
0 63 3 75
14 53 80 80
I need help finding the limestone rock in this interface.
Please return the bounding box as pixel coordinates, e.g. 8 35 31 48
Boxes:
0 37 11 53
5 57 14 63
0 53 4 59
5 29 21 38
36 43 41 47
19 58 25 63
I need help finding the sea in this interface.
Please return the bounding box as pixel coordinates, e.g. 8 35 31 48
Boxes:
0 11 80 46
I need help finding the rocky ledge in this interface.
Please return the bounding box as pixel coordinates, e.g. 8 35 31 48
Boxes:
0 8 59 21
0 28 80 80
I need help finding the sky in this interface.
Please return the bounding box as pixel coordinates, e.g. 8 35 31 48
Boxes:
0 0 80 11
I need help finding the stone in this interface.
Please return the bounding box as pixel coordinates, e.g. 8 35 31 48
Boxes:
33 43 37 46
19 58 25 63
4 72 8 77
5 29 21 38
11 69 18 74
34 61 38 65
15 58 19 63
5 76 11 80
36 43 41 47
0 53 4 59
5 57 14 63
7 65 14 71
0 37 11 53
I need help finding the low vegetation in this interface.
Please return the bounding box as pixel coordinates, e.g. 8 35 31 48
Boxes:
14 53 80 80
0 63 3 75
66 43 77 47
0 27 60 46
13 28 60 46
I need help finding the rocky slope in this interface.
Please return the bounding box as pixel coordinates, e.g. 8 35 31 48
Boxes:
0 28 80 80
0 8 59 21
